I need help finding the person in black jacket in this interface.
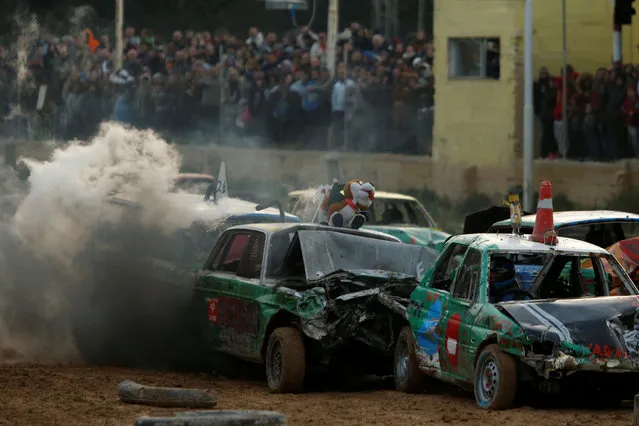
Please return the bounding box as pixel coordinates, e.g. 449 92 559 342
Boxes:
534 67 556 158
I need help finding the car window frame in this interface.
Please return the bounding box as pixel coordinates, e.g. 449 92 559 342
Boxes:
407 200 437 228
235 231 268 281
430 242 470 292
450 247 483 302
205 230 269 281
372 198 436 228
211 232 252 275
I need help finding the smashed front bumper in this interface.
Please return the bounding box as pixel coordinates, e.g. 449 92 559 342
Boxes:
276 280 411 351
522 348 639 379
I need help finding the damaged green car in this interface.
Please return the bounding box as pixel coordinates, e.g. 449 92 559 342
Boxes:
395 232 639 409
190 223 437 392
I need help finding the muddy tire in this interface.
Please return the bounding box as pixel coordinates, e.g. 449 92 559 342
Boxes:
394 326 424 393
473 344 518 410
265 327 306 393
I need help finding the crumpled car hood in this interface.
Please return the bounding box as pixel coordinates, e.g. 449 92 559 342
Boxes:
499 296 639 360
318 269 417 282
363 226 450 249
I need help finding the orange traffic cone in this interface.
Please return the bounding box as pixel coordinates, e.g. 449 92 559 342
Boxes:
531 180 558 245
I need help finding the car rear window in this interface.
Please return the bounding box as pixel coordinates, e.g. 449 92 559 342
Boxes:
556 222 639 247
489 221 639 248
373 200 433 227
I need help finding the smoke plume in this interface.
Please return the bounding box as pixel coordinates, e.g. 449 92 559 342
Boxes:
0 123 234 368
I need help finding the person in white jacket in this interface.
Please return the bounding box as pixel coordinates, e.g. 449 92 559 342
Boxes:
309 33 327 66
246 27 264 48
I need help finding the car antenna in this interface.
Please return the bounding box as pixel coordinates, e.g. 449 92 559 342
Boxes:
503 193 523 235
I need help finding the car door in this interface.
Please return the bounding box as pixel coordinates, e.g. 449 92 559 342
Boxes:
411 242 469 372
194 230 267 361
437 248 483 381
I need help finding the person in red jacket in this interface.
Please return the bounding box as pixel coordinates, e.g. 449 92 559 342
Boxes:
553 66 579 158
621 84 639 157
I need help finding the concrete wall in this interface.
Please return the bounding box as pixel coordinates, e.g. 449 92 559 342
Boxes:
188 147 637 208
9 141 634 207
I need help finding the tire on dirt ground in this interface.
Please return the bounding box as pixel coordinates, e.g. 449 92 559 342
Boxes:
134 411 287 426
394 326 424 393
118 380 217 408
265 327 306 393
473 344 518 410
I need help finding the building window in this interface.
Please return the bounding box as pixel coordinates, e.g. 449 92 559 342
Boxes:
448 37 500 79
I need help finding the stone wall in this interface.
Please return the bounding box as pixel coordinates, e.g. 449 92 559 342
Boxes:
4 141 635 207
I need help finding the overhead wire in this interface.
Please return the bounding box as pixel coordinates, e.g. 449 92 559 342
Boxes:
290 0 317 28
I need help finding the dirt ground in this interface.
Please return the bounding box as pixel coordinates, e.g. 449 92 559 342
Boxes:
0 363 632 426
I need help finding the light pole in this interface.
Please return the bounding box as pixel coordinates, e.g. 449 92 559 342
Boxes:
417 0 425 32
561 0 568 160
114 0 124 70
327 0 339 78
523 0 534 211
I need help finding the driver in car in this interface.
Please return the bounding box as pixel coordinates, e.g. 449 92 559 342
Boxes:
489 256 529 303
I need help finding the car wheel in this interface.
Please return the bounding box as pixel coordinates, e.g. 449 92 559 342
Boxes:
474 344 518 410
265 327 306 393
394 326 424 393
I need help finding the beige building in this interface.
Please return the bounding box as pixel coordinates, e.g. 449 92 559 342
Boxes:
432 0 639 168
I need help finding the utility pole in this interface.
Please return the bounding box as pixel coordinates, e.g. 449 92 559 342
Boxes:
372 0 382 29
613 0 637 68
219 45 225 145
384 0 392 37
114 0 124 70
417 0 425 32
561 0 568 160
343 47 349 150
327 0 339 78
523 0 534 211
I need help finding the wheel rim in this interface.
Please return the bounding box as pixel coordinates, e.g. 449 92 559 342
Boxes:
395 337 409 381
475 356 499 406
267 340 282 388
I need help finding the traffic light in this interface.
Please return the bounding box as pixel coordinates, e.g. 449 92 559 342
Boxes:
615 0 636 25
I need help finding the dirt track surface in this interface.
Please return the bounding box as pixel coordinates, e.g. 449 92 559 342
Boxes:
0 363 632 425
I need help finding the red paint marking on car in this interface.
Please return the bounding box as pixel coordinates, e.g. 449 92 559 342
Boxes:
586 344 629 362
208 298 218 323
445 313 462 370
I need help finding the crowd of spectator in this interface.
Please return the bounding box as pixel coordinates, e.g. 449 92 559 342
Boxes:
0 23 435 155
535 63 639 161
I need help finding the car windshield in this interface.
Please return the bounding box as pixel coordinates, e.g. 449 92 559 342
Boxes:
487 251 638 303
489 221 639 248
289 193 435 228
372 199 433 227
